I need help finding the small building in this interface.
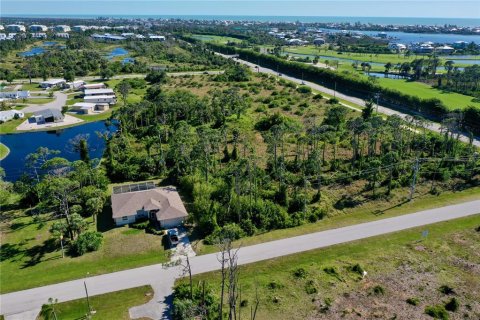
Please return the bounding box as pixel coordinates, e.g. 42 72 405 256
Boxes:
388 43 407 52
84 95 117 105
436 45 455 54
6 25 26 32
72 25 88 32
29 109 64 124
111 186 188 227
0 110 24 122
31 33 47 39
71 102 96 114
82 83 106 90
0 91 30 100
55 33 70 39
84 88 115 96
55 25 71 32
40 79 66 89
313 38 325 45
29 25 48 32
96 103 109 111
148 35 166 41
65 80 86 90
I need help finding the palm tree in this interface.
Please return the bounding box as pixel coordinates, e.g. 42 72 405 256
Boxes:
40 298 58 320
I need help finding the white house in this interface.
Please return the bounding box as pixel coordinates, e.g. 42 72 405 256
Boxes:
111 186 188 227
388 43 407 52
84 95 117 105
31 33 47 39
0 110 24 122
82 83 106 90
40 79 66 89
435 45 455 54
71 102 96 114
54 25 71 32
29 25 48 32
0 91 30 100
148 35 166 41
84 88 115 96
6 25 26 32
72 25 88 32
65 80 86 90
55 33 70 39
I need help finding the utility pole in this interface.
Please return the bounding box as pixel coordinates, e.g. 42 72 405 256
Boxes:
334 81 337 98
374 93 380 113
409 158 420 201
60 235 64 258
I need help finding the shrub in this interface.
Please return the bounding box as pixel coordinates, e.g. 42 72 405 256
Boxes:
425 305 449 320
292 267 308 279
71 231 103 256
406 297 420 306
439 285 455 295
327 97 339 104
297 86 312 94
348 263 364 276
312 93 323 100
444 297 459 312
267 281 283 290
305 280 318 294
372 285 385 295
131 218 149 229
240 299 248 307
204 223 245 245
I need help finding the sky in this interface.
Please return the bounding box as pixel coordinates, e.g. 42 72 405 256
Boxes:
1 0 480 19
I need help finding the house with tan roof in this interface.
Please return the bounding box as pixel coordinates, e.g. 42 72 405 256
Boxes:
111 186 188 228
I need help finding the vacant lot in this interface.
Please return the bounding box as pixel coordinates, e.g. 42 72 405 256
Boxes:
178 215 480 320
37 285 153 320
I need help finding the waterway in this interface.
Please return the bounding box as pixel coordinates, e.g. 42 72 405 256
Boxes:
0 121 114 181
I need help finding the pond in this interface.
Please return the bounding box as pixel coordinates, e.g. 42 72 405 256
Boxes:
42 41 58 46
0 121 115 181
20 47 46 57
107 47 129 59
366 72 409 79
122 57 135 64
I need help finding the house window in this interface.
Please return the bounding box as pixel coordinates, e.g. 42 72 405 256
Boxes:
122 216 129 221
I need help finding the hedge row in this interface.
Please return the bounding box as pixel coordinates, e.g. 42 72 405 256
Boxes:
201 40 480 136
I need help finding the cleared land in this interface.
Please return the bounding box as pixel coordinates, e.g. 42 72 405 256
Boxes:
37 285 153 320
178 215 480 320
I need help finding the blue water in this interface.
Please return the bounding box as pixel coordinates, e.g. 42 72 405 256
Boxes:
3 15 479 27
319 29 480 45
42 41 58 46
107 48 129 59
20 47 46 57
0 121 114 181
122 57 135 64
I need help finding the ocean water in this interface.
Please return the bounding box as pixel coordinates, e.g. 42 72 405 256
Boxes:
3 14 479 27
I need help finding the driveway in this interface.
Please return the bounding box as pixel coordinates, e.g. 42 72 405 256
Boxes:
1 200 479 319
20 92 68 113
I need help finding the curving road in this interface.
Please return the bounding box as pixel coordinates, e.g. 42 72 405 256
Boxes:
216 53 480 147
20 92 68 113
1 200 479 318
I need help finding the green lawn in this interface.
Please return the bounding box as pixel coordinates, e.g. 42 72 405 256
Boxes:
0 206 169 293
15 97 55 105
20 83 42 91
191 34 244 44
0 143 9 160
37 286 153 320
194 186 480 255
0 113 32 134
72 108 114 122
179 215 480 319
375 77 480 110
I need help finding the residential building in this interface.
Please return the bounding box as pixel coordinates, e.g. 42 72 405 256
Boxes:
82 83 106 90
0 110 24 122
84 88 115 96
65 80 86 90
31 33 47 39
111 186 188 227
84 95 117 105
54 25 71 32
29 109 64 124
55 33 70 39
6 25 26 32
436 45 455 54
40 79 66 89
388 43 407 52
0 25 4 31
313 38 325 45
71 102 96 114
72 25 88 32
0 91 30 99
29 25 48 32
148 35 166 41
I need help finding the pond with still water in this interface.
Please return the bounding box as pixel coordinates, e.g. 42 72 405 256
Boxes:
0 121 115 181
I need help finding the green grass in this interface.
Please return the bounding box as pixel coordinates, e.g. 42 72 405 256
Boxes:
194 186 480 255
38 286 153 320
0 207 169 293
374 77 480 110
0 113 32 134
15 97 55 105
0 143 9 160
20 83 42 91
191 34 244 44
179 215 480 319
72 108 114 122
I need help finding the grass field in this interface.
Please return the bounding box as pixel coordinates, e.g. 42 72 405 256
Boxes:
37 286 153 320
193 186 480 255
191 34 244 44
15 97 55 105
0 142 10 160
178 215 480 319
375 77 480 110
0 205 169 293
0 113 33 134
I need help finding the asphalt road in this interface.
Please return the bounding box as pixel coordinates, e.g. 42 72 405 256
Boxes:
1 200 479 318
20 92 68 113
216 53 480 148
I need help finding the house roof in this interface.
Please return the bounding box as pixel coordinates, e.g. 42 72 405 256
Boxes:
72 102 96 109
111 187 188 221
33 108 64 119
84 95 116 100
84 88 114 96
